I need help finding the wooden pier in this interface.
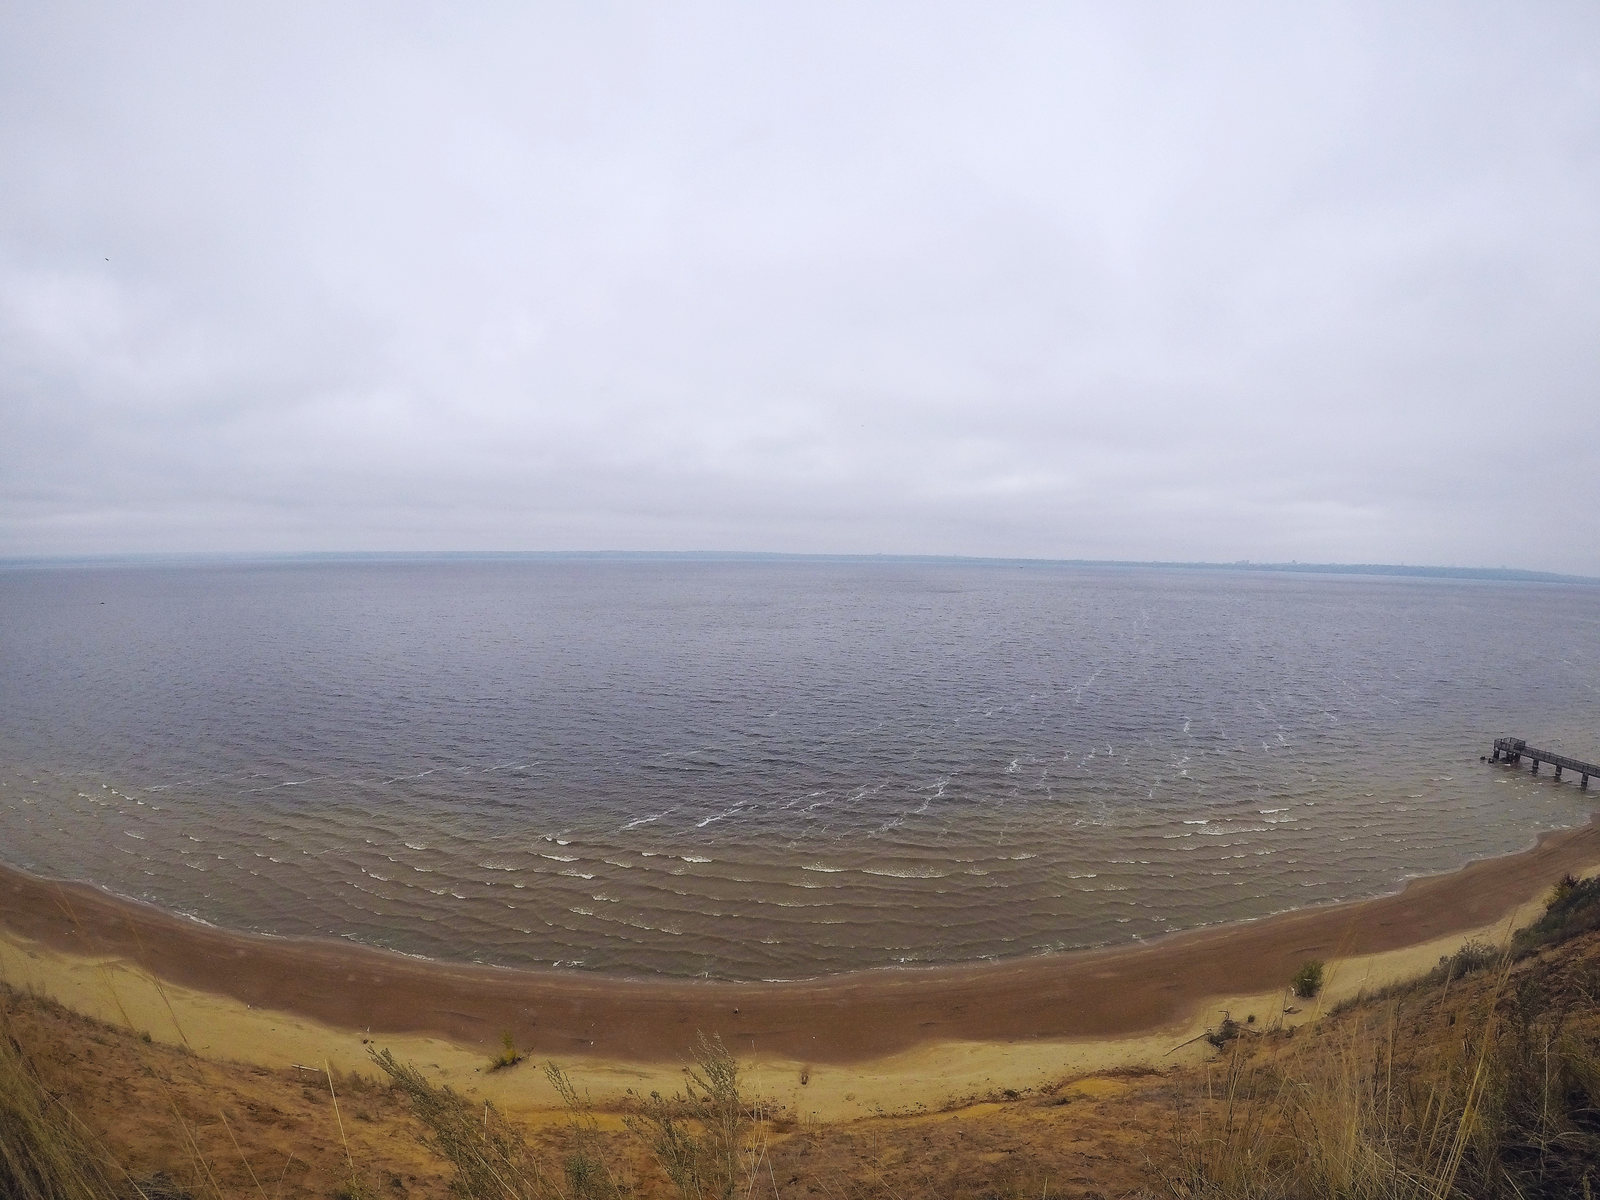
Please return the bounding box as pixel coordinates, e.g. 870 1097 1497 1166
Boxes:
1492 737 1598 789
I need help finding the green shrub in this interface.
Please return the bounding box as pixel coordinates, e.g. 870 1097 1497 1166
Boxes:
1547 871 1580 907
1290 960 1324 999
1412 938 1502 991
491 1030 523 1071
1514 874 1600 958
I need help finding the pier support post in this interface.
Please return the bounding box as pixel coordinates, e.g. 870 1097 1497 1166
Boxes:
1583 774 1590 789
1556 765 1563 780
1532 759 1539 773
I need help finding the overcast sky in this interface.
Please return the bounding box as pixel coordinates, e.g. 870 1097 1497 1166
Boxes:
2 4 1597 571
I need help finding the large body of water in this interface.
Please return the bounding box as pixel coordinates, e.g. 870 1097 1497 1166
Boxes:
2 557 1597 980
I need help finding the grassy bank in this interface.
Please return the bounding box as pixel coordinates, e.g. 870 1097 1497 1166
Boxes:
1155 878 1600 1200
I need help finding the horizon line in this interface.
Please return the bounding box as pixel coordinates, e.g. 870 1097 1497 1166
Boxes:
2 549 1595 585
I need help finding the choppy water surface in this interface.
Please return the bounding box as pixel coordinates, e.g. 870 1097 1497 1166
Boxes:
2 558 1597 979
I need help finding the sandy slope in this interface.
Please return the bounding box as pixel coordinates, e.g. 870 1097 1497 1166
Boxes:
11 920 1600 1200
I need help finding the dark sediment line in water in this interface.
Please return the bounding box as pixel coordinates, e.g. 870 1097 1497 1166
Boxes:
3 815 1598 1063
4 551 1594 583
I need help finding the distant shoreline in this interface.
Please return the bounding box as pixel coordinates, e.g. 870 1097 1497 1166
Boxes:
1 550 1594 585
4 813 1598 1068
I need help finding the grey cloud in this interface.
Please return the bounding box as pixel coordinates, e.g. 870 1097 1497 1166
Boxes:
2 2 1598 569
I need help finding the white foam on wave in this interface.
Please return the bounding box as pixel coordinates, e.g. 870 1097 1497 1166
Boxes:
801 863 843 873
862 866 948 879
403 841 429 851
622 811 670 830
541 853 578 862
680 855 712 864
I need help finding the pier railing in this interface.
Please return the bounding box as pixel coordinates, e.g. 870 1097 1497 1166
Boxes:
1492 737 1598 788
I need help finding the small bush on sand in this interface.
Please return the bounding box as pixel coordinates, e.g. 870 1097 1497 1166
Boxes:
1204 1016 1242 1049
491 1031 523 1071
1291 959 1325 999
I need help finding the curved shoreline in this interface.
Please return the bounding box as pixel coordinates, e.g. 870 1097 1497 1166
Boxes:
3 813 1598 1064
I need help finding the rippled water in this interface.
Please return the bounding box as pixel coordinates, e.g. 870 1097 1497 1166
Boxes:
2 557 1597 979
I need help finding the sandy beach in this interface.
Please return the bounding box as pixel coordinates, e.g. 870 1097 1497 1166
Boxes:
4 814 1598 1118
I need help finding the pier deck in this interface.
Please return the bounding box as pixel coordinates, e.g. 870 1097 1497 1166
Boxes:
1492 737 1598 788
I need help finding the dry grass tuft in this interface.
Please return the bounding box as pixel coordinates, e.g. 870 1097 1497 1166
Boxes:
543 1062 632 1200
0 1000 125 1200
622 1033 771 1200
370 1048 554 1200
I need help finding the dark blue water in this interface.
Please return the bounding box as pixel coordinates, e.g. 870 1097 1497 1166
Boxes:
2 558 1596 979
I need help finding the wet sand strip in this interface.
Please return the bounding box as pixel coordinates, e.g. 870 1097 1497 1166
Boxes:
3 816 1597 1064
